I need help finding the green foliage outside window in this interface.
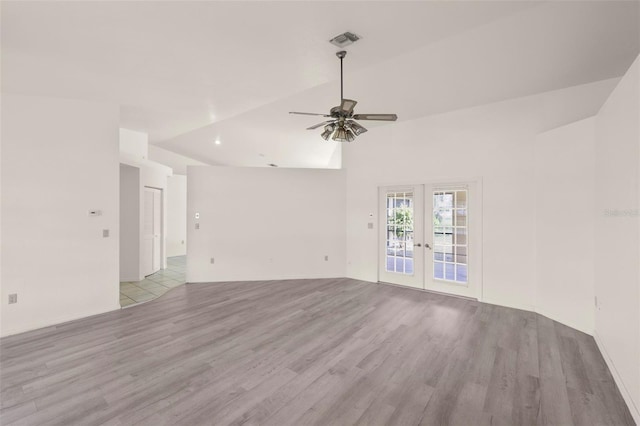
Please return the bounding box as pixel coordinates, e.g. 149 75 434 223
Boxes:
389 205 413 238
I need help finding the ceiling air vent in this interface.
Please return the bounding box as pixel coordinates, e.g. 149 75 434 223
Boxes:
329 32 360 48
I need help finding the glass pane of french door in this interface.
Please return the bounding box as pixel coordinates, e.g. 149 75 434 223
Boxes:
385 191 414 275
433 189 468 283
378 186 424 289
424 183 478 300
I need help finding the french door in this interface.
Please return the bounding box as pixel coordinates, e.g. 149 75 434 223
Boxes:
378 187 424 289
378 183 480 299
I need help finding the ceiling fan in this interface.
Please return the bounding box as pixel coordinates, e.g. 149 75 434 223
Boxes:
290 51 398 142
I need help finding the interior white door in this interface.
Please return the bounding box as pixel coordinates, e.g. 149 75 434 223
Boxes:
423 183 479 299
378 186 425 289
152 188 161 272
143 187 162 276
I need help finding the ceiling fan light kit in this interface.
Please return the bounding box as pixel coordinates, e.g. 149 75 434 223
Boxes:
290 46 398 142
348 121 367 136
321 124 335 140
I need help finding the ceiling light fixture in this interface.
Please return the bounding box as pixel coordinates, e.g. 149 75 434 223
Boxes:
348 121 367 136
331 124 356 142
289 49 397 142
214 140 221 145
320 124 335 140
332 126 347 142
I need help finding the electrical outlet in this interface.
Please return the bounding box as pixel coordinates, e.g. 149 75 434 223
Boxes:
181 240 185 244
8 294 17 304
367 222 374 229
195 223 200 230
210 257 215 264
595 296 598 307
103 229 110 238
324 255 329 261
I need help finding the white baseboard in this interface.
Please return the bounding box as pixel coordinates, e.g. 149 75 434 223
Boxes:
594 332 640 425
0 304 121 338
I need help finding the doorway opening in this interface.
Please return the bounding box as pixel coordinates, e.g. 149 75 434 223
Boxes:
119 161 185 308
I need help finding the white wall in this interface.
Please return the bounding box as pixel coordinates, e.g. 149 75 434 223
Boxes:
148 145 208 175
343 80 614 312
534 117 595 335
594 56 640 423
187 166 346 283
1 94 120 337
120 164 140 281
167 175 187 257
345 122 535 310
119 128 148 161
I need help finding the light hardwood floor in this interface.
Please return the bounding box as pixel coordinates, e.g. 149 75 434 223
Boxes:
0 278 635 425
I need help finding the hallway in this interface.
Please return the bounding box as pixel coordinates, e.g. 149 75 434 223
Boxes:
119 256 186 307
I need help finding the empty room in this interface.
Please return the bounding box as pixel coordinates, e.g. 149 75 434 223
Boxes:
1 1 639 425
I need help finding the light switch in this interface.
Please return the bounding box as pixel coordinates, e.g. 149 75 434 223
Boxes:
367 222 374 229
195 223 200 230
103 229 110 238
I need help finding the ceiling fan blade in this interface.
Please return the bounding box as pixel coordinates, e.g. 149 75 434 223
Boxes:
306 120 335 130
339 99 357 115
290 111 331 117
352 114 398 121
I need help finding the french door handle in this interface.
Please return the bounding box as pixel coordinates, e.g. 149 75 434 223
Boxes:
425 243 432 250
415 243 422 247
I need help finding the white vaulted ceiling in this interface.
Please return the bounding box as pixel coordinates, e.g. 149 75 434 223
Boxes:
2 1 638 168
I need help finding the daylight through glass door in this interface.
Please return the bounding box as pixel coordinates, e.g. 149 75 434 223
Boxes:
433 189 468 283
385 191 415 275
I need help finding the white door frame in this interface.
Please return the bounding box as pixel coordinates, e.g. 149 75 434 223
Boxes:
377 178 483 301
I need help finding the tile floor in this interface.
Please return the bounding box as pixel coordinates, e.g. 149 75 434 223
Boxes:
119 255 186 307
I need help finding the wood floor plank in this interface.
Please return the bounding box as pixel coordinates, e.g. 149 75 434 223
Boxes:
536 315 575 426
0 278 635 426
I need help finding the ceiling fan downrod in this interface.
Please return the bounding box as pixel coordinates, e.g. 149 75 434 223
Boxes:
337 50 346 102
